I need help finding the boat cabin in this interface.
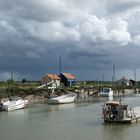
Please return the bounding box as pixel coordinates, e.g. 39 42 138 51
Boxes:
102 88 112 93
100 88 113 97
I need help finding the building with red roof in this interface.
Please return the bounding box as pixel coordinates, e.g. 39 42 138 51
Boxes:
41 74 60 87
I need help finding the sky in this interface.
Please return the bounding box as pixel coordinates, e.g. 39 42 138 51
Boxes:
1 0 140 81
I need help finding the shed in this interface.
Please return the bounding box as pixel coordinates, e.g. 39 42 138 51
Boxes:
129 79 136 85
41 74 60 87
118 76 130 86
60 73 76 87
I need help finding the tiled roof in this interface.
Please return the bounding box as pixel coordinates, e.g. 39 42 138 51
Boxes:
47 74 60 80
62 73 76 80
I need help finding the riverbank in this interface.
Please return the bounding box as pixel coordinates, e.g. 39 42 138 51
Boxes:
1 88 140 105
1 94 46 105
24 95 46 104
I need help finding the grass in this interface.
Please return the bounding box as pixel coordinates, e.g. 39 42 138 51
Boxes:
0 81 40 98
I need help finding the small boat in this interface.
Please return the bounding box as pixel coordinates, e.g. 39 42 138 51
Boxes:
1 96 28 111
100 88 113 97
102 101 140 123
47 93 77 104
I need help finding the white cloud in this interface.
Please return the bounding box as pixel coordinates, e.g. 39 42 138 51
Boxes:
132 35 140 46
109 30 131 45
78 15 131 46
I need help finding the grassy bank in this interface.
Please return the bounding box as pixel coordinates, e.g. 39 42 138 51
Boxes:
0 81 40 98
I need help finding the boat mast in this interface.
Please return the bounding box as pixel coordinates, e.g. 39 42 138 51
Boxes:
59 56 62 87
134 67 137 93
8 72 14 98
113 64 115 82
11 71 13 90
112 64 115 92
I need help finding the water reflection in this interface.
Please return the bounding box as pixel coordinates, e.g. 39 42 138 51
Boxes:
45 103 76 112
102 123 131 140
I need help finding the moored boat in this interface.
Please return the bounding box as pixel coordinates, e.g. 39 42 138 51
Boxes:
102 100 140 123
47 93 77 104
100 88 113 97
1 96 28 111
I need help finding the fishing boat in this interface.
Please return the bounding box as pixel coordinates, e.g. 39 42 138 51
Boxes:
1 96 28 111
100 88 113 97
47 93 77 104
102 100 140 123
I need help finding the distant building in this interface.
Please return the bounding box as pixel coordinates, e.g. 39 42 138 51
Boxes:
41 74 60 87
129 79 136 85
60 73 76 87
118 76 130 86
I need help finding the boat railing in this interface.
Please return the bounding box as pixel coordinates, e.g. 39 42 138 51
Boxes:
127 106 136 118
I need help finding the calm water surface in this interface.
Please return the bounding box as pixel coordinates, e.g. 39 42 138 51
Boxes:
1 95 140 140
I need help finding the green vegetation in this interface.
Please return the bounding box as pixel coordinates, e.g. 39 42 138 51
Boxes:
0 79 140 99
0 80 40 98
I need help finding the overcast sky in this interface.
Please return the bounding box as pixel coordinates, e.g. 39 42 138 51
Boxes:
1 0 140 81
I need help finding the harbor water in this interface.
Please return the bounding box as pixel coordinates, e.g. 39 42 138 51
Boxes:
1 95 140 140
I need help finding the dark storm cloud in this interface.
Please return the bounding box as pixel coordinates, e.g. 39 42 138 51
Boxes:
0 0 140 80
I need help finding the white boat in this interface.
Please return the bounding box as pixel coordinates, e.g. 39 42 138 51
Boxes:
1 97 28 111
100 88 113 97
47 93 77 104
102 101 140 123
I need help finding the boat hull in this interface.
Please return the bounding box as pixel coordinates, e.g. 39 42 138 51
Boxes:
100 93 113 97
104 117 140 124
47 93 76 104
2 100 28 111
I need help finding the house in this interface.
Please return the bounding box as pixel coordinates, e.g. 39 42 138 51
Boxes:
118 76 130 86
41 74 60 87
129 79 136 85
60 73 76 87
